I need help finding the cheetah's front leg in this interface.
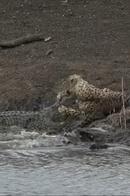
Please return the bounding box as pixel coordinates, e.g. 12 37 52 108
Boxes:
58 105 81 119
57 90 71 103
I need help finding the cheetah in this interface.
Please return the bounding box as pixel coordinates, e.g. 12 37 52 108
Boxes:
58 100 106 124
57 74 128 115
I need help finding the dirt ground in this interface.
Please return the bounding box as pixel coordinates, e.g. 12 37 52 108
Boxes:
0 0 129 111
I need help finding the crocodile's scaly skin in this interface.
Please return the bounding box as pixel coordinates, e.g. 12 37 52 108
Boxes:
0 103 60 131
0 111 46 130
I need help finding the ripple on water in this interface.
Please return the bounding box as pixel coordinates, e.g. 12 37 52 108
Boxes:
0 128 130 195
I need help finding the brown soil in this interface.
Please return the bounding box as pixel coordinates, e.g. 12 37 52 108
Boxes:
0 0 129 111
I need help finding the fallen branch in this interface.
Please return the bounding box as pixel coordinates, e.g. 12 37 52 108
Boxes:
0 34 52 49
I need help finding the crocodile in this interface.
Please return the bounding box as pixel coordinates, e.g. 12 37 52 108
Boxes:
0 74 129 132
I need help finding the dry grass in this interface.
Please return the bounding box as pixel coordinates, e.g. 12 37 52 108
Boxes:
120 77 127 129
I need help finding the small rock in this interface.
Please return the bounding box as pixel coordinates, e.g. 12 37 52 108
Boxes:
46 49 53 56
44 36 52 42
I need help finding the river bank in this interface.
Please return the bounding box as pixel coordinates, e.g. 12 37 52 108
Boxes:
0 0 129 110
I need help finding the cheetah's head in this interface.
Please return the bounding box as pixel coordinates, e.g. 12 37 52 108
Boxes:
67 74 82 86
57 74 83 100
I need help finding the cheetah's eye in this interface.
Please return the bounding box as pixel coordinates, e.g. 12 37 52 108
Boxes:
70 78 74 83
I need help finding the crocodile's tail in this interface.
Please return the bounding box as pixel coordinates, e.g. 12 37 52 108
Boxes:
0 111 48 131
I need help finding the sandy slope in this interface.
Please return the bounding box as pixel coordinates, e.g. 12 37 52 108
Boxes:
0 0 129 110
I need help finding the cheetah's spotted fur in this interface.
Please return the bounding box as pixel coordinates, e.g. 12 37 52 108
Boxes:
57 74 128 123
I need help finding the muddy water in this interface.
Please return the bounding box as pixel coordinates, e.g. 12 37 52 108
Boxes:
0 128 130 195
